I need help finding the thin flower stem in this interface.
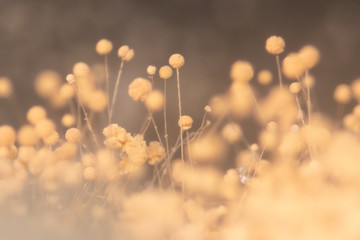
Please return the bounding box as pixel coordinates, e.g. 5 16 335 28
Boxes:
276 55 282 89
110 60 124 123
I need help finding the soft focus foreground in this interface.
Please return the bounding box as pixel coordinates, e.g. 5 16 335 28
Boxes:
1 36 360 240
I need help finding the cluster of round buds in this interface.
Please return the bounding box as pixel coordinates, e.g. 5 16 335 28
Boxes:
147 65 156 76
146 141 165 165
334 84 351 104
178 115 193 130
145 90 164 112
265 35 285 55
230 60 254 83
128 78 152 101
95 38 113 55
118 45 135 62
0 77 13 98
103 124 129 149
169 54 185 69
159 65 173 79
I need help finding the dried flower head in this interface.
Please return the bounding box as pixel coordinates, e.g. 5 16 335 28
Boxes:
178 115 193 130
95 38 113 55
61 114 75 128
265 35 285 55
334 84 351 104
298 45 320 69
124 49 135 62
128 78 152 101
43 131 59 146
159 65 173 79
257 70 273 85
17 125 39 146
65 128 81 143
26 106 47 125
147 65 156 76
145 90 164 112
0 77 13 98
289 82 301 94
282 53 306 79
72 62 90 78
221 123 243 144
118 45 130 58
169 53 185 69
230 60 254 82
35 119 56 138
146 141 165 165
35 70 61 98
0 125 16 147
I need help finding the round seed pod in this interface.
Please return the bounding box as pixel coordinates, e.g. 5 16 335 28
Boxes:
128 78 152 101
230 60 254 82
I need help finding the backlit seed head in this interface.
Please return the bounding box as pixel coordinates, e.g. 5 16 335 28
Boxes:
27 106 47 125
124 49 135 62
35 119 56 138
17 125 39 146
128 78 152 101
159 65 173 79
35 70 61 98
43 131 59 146
118 45 130 58
257 70 273 85
334 84 351 104
265 35 285 55
65 128 81 143
230 60 254 82
0 77 13 98
147 65 156 76
289 82 301 94
145 90 164 112
0 125 16 146
61 114 75 128
169 53 185 69
95 38 113 55
66 73 76 84
178 115 193 130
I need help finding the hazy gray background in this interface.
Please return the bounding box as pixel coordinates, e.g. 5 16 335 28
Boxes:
0 0 360 136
